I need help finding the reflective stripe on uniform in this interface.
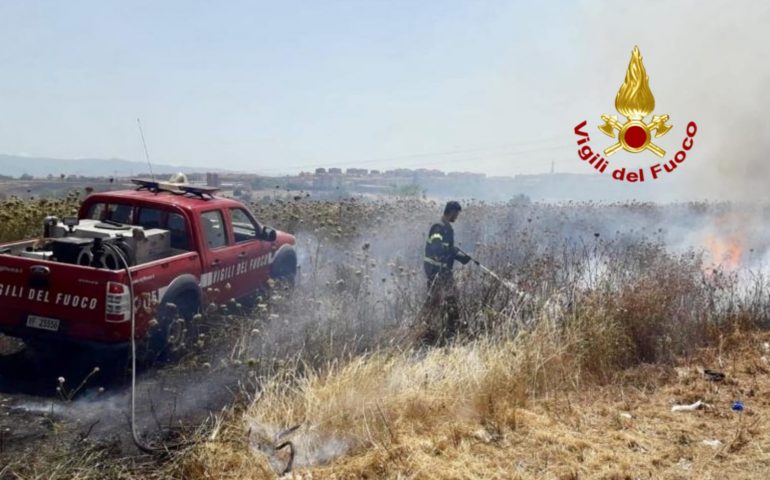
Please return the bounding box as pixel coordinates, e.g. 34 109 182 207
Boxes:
423 256 446 267
428 233 443 242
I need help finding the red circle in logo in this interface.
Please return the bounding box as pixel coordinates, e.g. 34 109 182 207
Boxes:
624 125 647 149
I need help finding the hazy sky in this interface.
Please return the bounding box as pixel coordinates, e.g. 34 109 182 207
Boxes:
1 1 769 187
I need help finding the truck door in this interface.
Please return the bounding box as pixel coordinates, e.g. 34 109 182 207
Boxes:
198 209 246 302
228 207 273 288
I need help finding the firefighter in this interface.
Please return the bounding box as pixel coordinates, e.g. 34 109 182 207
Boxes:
421 200 471 343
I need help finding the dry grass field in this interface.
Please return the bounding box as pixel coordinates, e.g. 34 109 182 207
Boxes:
180 330 770 480
1 193 769 479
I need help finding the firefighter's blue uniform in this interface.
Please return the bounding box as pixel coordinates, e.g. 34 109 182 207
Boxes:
423 219 471 339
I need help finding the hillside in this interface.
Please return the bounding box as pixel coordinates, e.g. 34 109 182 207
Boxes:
0 154 221 178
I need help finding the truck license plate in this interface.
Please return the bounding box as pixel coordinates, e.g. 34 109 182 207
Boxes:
26 315 60 332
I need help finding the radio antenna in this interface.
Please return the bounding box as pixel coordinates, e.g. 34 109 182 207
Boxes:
136 118 155 181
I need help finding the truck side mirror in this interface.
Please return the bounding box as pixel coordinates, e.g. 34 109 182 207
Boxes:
261 226 277 242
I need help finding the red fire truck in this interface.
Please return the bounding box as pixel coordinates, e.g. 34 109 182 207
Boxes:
0 179 296 353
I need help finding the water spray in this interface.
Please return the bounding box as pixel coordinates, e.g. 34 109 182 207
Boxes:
457 247 527 300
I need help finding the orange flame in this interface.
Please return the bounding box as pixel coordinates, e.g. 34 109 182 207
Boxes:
615 46 655 120
703 234 742 270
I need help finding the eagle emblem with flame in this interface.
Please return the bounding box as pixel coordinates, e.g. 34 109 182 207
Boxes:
599 46 672 157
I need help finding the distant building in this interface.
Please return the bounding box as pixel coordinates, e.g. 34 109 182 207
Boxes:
447 171 486 179
206 172 221 187
346 168 368 176
415 168 444 177
313 174 343 190
315 168 327 175
385 168 413 177
328 167 343 174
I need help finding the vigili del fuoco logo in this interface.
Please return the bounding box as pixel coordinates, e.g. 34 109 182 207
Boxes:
573 46 697 182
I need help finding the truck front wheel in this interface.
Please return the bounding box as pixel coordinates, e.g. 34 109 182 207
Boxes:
270 248 297 289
